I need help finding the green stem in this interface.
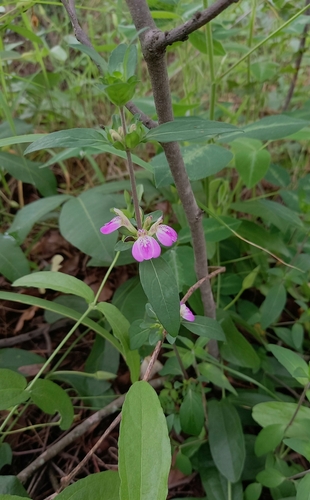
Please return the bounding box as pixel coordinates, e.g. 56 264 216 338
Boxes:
223 287 244 311
219 4 310 80
203 0 216 120
119 107 142 229
94 251 120 303
247 0 256 84
228 481 232 500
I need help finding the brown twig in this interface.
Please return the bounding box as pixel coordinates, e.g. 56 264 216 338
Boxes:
181 267 226 305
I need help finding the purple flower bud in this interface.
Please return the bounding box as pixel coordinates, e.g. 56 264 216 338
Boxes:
132 234 161 262
100 216 122 234
156 225 178 247
180 303 195 322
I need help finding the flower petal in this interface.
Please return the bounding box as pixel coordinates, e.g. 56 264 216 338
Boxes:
100 216 122 234
132 235 161 262
180 303 195 322
156 225 178 246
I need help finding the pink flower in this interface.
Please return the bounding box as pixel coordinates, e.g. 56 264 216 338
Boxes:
180 303 195 322
100 208 136 235
155 225 178 246
132 232 161 262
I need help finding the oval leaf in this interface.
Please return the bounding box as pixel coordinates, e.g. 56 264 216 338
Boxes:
297 472 310 500
24 128 107 154
179 384 205 436
30 378 74 430
183 316 226 341
57 471 120 500
268 344 309 386
119 381 171 500
13 271 95 304
0 369 29 410
260 284 287 329
139 257 180 336
0 234 30 283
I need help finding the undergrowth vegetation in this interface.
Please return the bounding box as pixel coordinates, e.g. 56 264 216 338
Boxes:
0 0 310 499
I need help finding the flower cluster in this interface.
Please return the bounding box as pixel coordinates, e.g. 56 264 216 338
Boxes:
100 208 177 262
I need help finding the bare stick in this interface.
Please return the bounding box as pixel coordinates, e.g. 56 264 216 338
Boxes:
181 267 226 305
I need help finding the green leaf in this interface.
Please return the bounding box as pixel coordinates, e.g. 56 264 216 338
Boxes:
220 115 309 143
56 471 120 500
254 424 285 456
139 258 180 337
0 234 30 283
102 79 138 107
0 476 30 497
59 192 119 265
97 302 140 383
119 381 171 500
13 271 95 304
0 369 29 410
7 23 43 44
0 348 45 373
30 379 74 430
260 284 287 329
297 473 310 500
252 401 310 430
268 345 309 386
250 62 279 82
112 276 147 323
179 385 205 436
189 31 226 55
201 467 243 500
256 468 285 488
152 144 233 187
0 443 12 471
208 400 245 482
175 452 192 475
24 128 107 154
232 138 271 189
129 320 151 350
145 118 239 143
70 44 108 73
0 152 57 196
220 315 260 370
163 246 196 290
178 216 241 244
198 363 237 395
183 316 226 341
0 291 123 354
8 195 71 243
283 438 310 461
244 482 262 500
0 134 44 149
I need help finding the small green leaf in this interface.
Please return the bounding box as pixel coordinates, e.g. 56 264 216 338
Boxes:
97 302 140 383
129 320 151 350
0 234 30 283
251 62 279 82
24 128 107 154
119 381 171 500
260 284 287 329
208 400 245 483
232 138 271 189
0 476 30 497
180 385 205 436
220 315 260 370
268 345 309 386
183 316 226 341
201 467 243 500
0 369 29 410
13 271 95 304
70 44 108 73
30 379 74 430
0 348 45 373
0 443 12 471
175 452 192 475
244 482 262 500
139 257 180 337
198 363 237 395
252 401 310 430
256 468 285 488
254 424 285 456
297 473 310 500
56 471 120 500
189 31 226 55
284 438 310 461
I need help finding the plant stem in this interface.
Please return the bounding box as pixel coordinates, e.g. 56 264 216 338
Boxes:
119 106 142 229
203 0 216 120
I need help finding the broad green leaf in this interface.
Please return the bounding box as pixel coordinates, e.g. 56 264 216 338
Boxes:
252 402 310 430
220 115 309 143
112 276 147 323
24 128 108 154
29 379 74 430
254 424 285 456
0 369 29 410
0 476 30 497
189 31 226 55
232 138 270 188
297 473 310 500
284 438 310 461
0 291 123 354
152 144 233 187
178 216 241 244
256 468 285 488
97 302 140 383
56 471 120 500
59 192 119 265
198 363 237 395
201 468 243 500
0 348 45 373
208 400 245 482
70 44 108 73
0 152 57 196
145 118 239 143
8 195 71 243
183 316 226 341
0 134 44 148
260 284 287 329
13 271 95 304
244 482 262 500
139 257 180 336
0 234 30 282
179 385 205 436
0 443 12 471
119 381 171 500
268 345 309 386
250 61 279 82
220 315 260 370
